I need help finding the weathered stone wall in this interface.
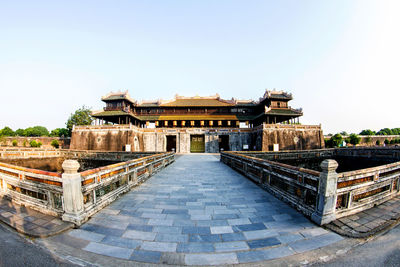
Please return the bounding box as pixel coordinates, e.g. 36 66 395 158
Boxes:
0 137 70 149
261 124 324 151
71 124 323 153
70 126 144 151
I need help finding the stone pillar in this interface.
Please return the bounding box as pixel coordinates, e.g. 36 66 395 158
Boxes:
311 159 338 225
61 160 86 226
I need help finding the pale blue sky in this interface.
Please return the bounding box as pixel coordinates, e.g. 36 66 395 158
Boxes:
0 0 399 134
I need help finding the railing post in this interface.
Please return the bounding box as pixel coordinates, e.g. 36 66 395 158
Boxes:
61 160 86 226
311 159 338 225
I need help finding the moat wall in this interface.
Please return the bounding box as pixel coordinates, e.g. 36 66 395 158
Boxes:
71 124 324 152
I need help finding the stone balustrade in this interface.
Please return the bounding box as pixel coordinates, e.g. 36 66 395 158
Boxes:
221 147 400 225
0 148 174 225
0 147 62 159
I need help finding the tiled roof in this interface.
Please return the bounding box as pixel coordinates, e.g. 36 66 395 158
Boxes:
160 99 234 107
135 115 239 121
265 108 302 116
101 91 135 103
92 111 139 119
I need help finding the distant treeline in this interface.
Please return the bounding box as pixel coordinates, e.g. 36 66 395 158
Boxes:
0 126 70 138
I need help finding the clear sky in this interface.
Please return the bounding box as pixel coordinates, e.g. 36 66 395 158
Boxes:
0 0 399 134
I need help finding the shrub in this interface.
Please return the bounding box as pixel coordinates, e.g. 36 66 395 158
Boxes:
331 134 343 147
30 140 38 147
51 139 60 148
384 139 390 145
390 139 396 144
37 141 42 147
23 140 27 147
12 140 17 146
365 136 372 144
349 134 361 146
376 140 381 146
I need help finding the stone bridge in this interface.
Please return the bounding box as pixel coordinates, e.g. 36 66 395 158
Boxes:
49 154 342 265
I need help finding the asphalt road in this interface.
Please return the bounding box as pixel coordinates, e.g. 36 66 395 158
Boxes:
0 223 79 267
315 224 400 267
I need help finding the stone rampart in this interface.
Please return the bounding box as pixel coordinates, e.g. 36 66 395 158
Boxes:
260 124 324 151
71 124 324 153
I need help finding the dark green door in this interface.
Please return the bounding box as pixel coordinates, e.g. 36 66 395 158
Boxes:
190 135 205 153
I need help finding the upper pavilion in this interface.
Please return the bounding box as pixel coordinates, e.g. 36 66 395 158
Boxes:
92 90 303 128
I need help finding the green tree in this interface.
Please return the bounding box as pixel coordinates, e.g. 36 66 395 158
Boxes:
66 106 94 135
359 129 376 135
377 128 393 135
15 128 26 136
50 128 70 137
12 140 18 146
348 134 361 146
330 134 343 147
391 128 400 135
24 126 49 137
339 131 348 136
0 126 15 136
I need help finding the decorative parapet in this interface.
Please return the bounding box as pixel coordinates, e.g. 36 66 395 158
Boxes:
221 148 400 225
0 148 62 159
0 148 175 226
263 124 322 130
221 151 321 217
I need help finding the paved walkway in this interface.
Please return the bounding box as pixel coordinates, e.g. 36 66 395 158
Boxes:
0 198 73 237
50 154 343 265
327 195 400 238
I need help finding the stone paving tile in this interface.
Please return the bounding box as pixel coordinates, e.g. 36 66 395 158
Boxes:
130 250 161 263
81 223 125 237
237 246 294 263
140 241 177 252
196 219 229 227
122 230 156 241
189 234 221 242
173 219 196 227
221 232 246 242
127 224 153 232
212 214 239 220
215 241 249 252
300 227 330 238
289 232 343 253
177 242 215 253
147 218 173 226
68 229 105 242
155 233 188 242
101 235 142 249
182 226 211 235
83 242 133 259
141 213 167 219
247 237 281 249
185 252 238 265
152 225 182 234
234 223 267 231
243 229 278 240
227 218 251 225
277 233 304 244
210 226 233 234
